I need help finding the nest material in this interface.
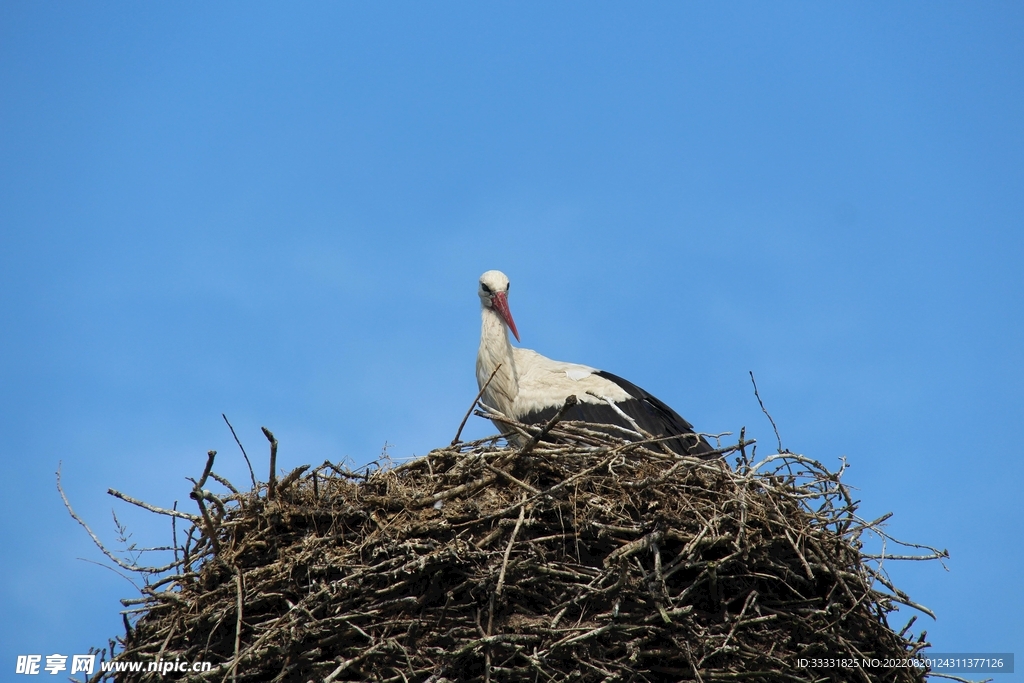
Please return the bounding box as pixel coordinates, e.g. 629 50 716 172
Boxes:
87 410 947 683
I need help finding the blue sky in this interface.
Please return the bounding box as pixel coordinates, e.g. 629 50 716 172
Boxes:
2 1 1021 674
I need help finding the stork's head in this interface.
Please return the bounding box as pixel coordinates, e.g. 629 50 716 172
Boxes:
478 270 519 342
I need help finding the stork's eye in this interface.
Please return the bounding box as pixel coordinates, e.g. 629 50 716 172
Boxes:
481 283 492 294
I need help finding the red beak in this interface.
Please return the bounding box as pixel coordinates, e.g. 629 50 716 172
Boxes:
492 291 520 342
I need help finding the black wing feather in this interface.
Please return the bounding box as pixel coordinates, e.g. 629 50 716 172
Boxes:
594 371 714 456
520 370 714 457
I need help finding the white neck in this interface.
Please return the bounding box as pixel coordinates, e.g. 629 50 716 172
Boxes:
476 305 519 416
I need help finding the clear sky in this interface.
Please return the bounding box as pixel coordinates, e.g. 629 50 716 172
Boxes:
2 1 1021 674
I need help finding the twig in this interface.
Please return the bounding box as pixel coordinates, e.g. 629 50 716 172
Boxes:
413 473 499 509
516 395 578 458
483 464 540 495
749 371 784 453
926 674 993 683
171 501 179 570
156 618 178 664
106 489 200 523
189 451 221 555
76 557 140 589
604 530 664 568
276 464 311 493
209 472 240 496
196 449 216 489
496 496 527 597
57 463 147 574
222 413 258 490
323 641 386 682
453 364 502 445
862 552 949 561
584 391 645 439
230 571 244 683
262 427 278 500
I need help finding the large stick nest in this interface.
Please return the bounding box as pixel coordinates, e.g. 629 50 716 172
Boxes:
78 408 949 682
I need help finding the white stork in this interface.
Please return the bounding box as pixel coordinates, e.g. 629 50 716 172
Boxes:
475 270 713 456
